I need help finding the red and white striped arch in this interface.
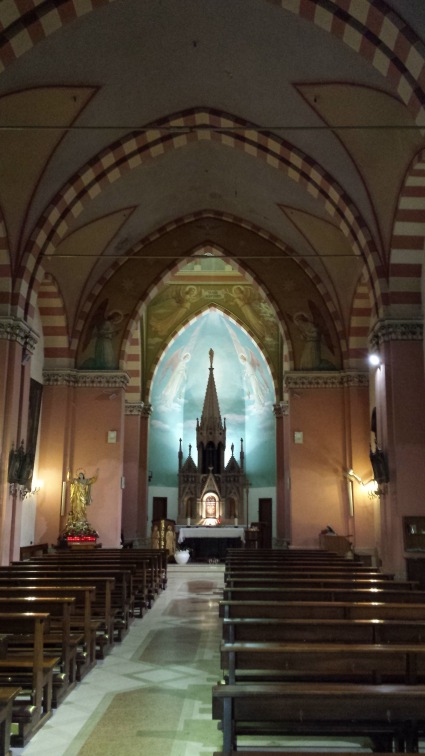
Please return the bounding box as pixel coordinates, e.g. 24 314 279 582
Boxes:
21 108 382 329
0 1 114 73
389 149 425 317
37 273 70 368
1 1 424 125
72 212 345 375
277 0 425 126
0 213 11 315
122 323 141 403
347 273 373 370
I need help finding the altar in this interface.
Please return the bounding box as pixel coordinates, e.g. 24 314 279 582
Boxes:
178 526 245 562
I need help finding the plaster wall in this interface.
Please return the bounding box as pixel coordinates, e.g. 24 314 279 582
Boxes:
387 341 425 515
288 385 370 549
37 384 125 548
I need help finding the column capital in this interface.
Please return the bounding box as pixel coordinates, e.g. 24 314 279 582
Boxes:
125 401 145 416
273 401 289 417
0 315 38 352
43 369 129 388
369 318 423 351
284 371 369 389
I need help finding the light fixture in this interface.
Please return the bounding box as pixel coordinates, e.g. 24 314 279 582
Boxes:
347 469 380 498
20 479 43 500
148 471 153 482
9 479 42 499
368 353 381 367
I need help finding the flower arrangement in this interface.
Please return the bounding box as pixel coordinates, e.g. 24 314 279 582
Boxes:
61 518 99 540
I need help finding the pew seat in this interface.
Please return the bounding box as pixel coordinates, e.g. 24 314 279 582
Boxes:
0 613 59 747
212 682 425 753
0 686 22 756
222 616 425 644
220 640 425 684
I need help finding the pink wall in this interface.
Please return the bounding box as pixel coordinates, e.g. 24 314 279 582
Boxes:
287 384 370 550
375 341 425 576
37 382 125 548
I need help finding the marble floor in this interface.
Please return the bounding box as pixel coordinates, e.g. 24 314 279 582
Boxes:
10 563 425 755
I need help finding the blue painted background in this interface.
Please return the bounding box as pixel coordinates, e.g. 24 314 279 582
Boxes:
149 309 276 487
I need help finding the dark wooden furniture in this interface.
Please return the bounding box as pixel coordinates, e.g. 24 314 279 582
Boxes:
212 682 425 752
220 640 425 684
222 616 425 644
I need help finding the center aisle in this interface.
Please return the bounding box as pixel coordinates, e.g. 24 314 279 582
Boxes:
13 563 225 756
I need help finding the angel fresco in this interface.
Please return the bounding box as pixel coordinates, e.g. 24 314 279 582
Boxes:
80 299 125 370
290 300 336 370
230 285 268 340
225 321 270 410
156 322 202 410
159 349 192 408
149 285 200 339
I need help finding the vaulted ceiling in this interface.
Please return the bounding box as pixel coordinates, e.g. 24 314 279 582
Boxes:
1 1 424 391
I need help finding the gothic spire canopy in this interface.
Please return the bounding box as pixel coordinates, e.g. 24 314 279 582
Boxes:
199 349 225 441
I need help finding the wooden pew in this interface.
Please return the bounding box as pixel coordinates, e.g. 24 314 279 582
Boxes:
222 616 425 644
225 548 354 562
0 612 58 747
220 599 425 621
218 550 425 752
224 567 390 581
222 585 425 603
3 565 130 644
224 576 415 590
12 558 137 619
212 682 425 752
220 640 425 684
0 585 95 685
0 575 115 661
0 598 76 711
0 686 22 756
28 547 168 606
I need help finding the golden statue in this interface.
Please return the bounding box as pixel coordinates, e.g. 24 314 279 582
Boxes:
69 470 98 521
61 469 99 542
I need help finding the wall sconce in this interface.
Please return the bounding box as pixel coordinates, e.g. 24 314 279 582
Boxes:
9 479 42 499
21 479 43 500
368 353 381 367
347 469 381 499
148 471 153 482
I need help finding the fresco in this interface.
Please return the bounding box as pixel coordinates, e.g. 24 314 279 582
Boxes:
78 298 127 370
148 309 276 488
145 262 281 388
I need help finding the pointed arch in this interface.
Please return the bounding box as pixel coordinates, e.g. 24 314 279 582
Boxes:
22 108 383 322
273 0 425 125
0 1 115 72
389 148 425 317
347 273 373 370
122 322 141 403
146 306 278 405
69 212 346 372
38 272 70 368
0 213 11 315
2 1 424 127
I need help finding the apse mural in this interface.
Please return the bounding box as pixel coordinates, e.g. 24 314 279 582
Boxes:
149 309 276 488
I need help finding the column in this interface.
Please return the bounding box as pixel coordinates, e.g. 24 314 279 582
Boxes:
0 316 38 563
369 319 425 577
273 400 290 544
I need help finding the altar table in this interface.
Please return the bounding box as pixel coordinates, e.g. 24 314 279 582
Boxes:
178 526 245 561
